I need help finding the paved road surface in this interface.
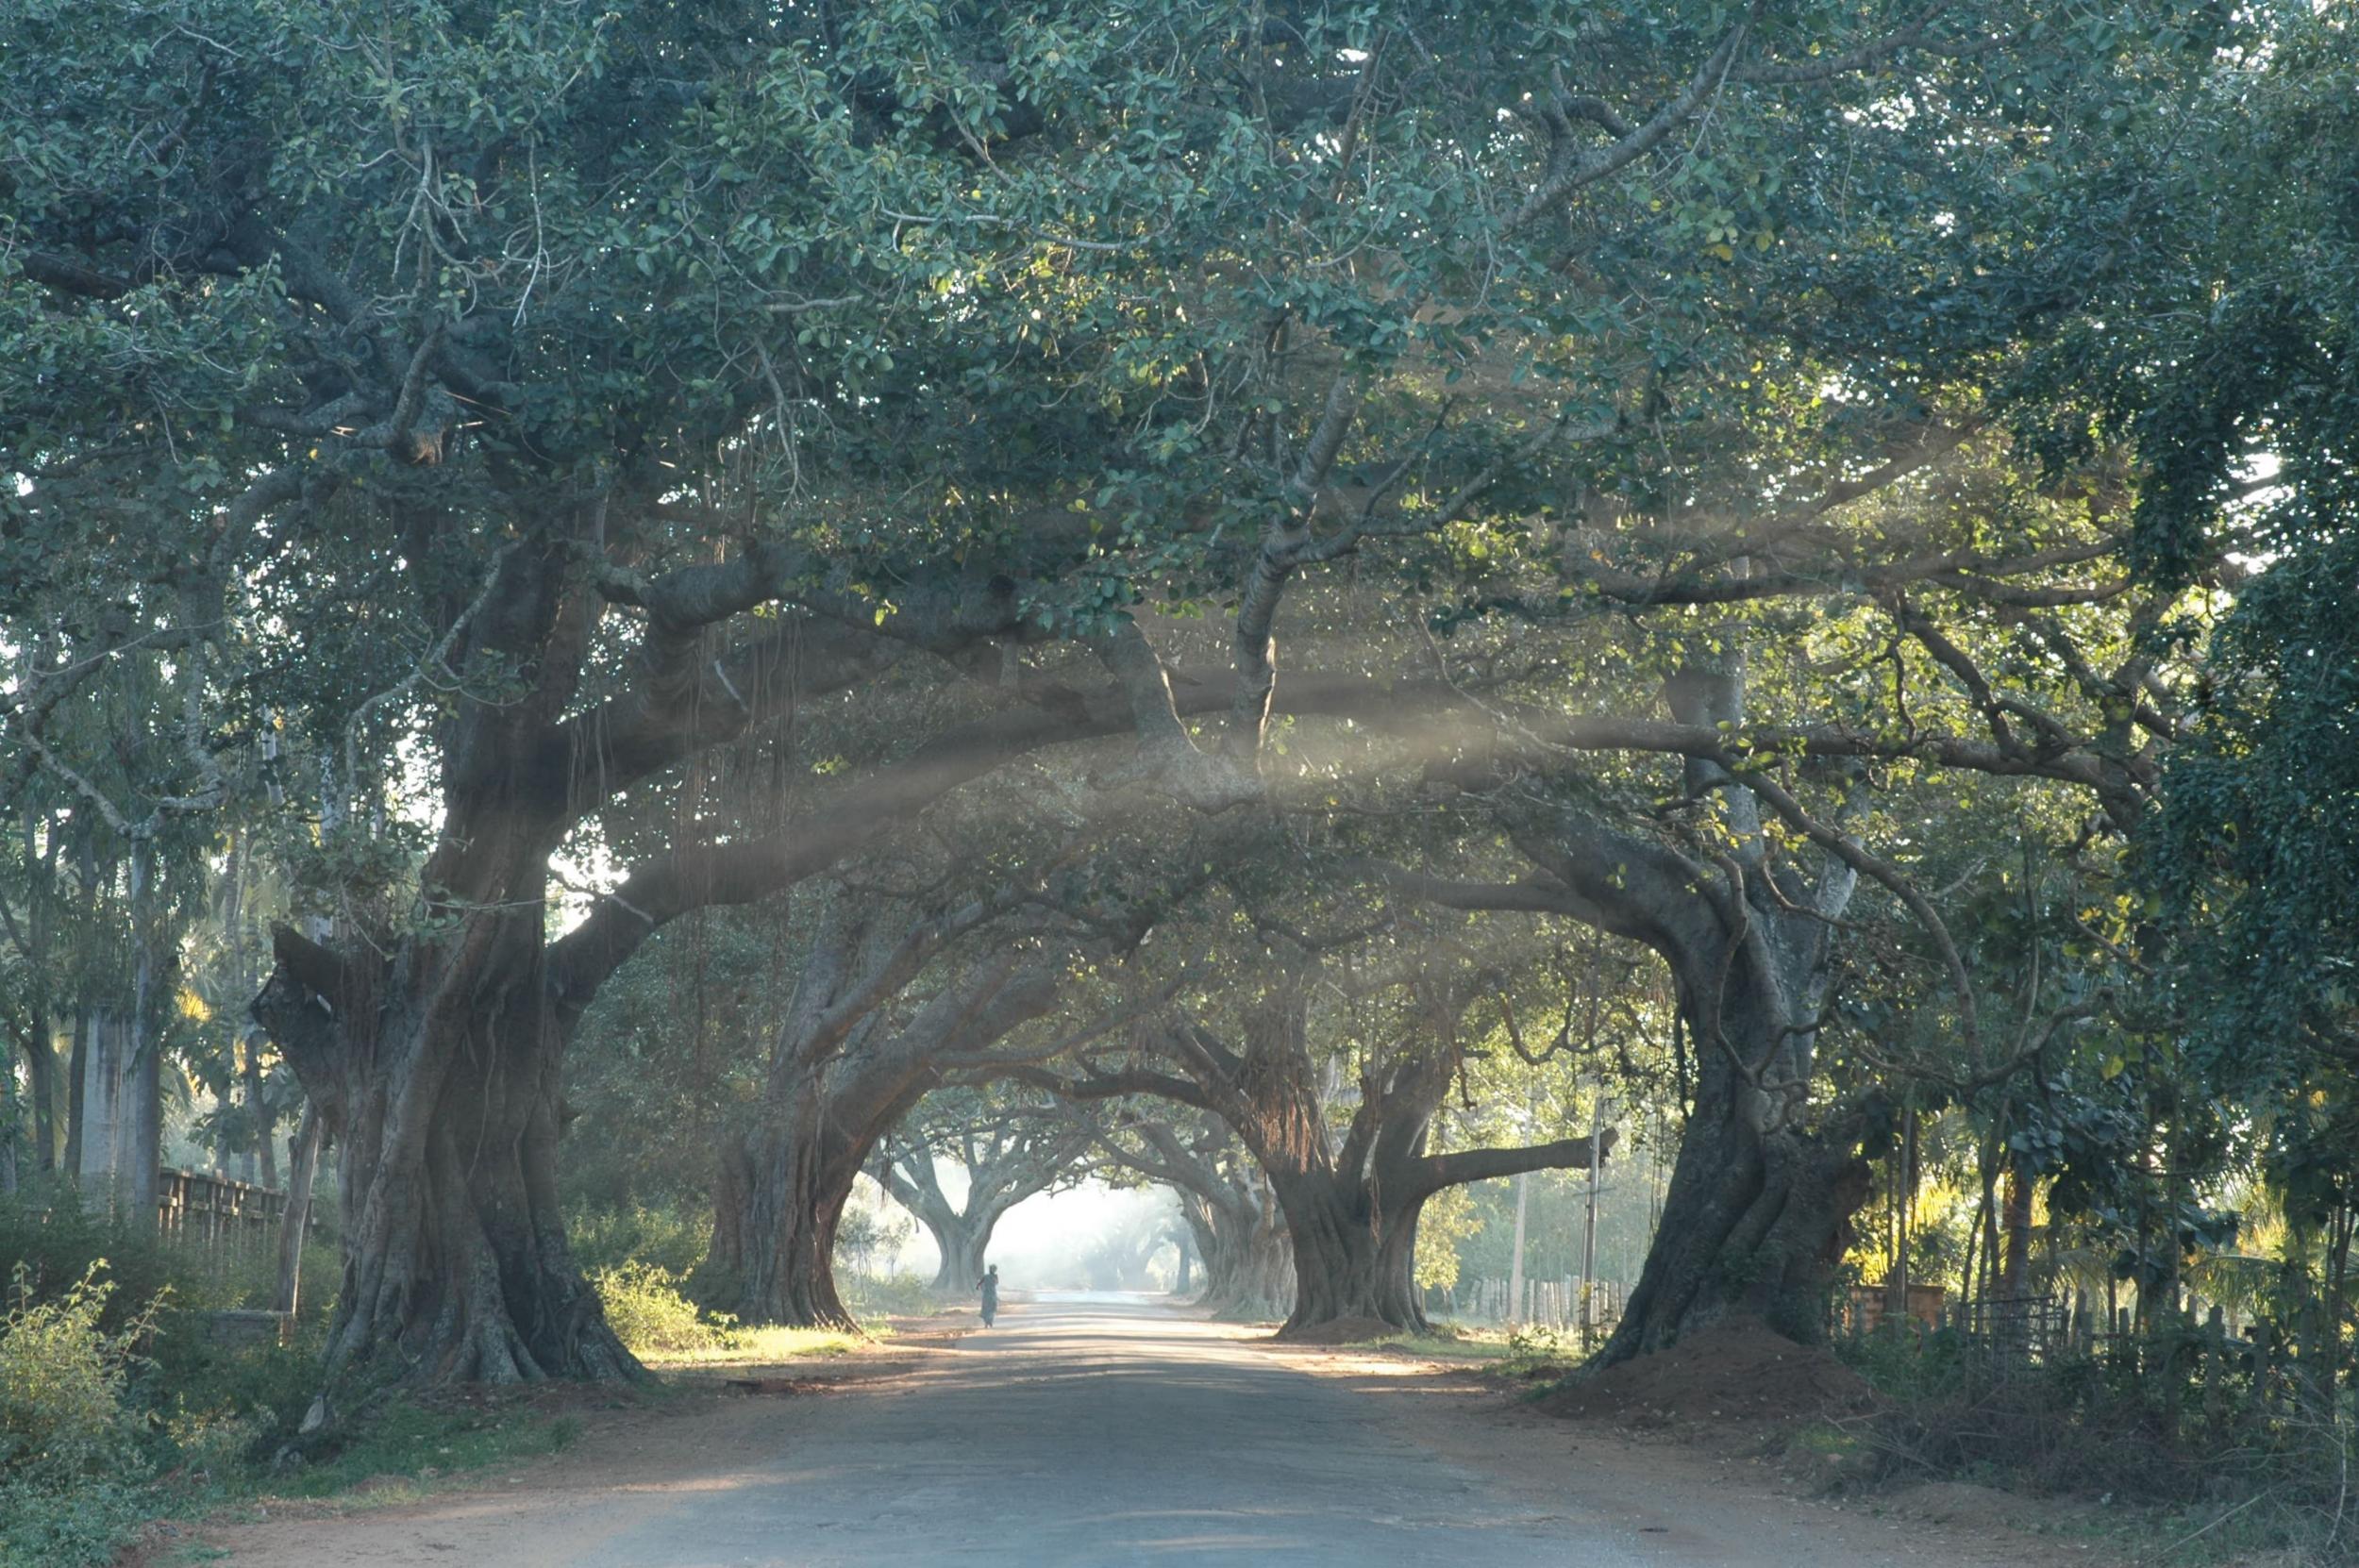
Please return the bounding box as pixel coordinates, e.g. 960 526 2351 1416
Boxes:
613 1293 1613 1567
189 1294 2080 1568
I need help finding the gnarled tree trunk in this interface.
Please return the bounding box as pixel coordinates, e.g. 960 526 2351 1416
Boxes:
1268 1167 1430 1332
1600 1022 1874 1355
711 1079 871 1330
877 1107 1087 1293
709 898 1070 1329
259 920 638 1383
1070 976 1614 1337
1578 664 1868 1361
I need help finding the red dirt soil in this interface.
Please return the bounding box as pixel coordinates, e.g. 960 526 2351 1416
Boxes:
1277 1315 1397 1345
1536 1316 1876 1427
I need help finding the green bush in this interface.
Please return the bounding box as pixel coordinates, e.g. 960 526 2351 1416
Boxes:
0 1261 163 1568
568 1204 709 1277
0 1193 182 1336
0 1187 339 1327
594 1261 728 1354
0 1475 149 1568
0 1198 588 1567
0 1262 156 1488
841 1271 949 1321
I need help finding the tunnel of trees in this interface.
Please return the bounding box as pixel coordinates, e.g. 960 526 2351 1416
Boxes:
4 1 2354 1490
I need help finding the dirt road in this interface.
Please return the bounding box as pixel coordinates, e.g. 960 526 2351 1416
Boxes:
180 1294 2106 1567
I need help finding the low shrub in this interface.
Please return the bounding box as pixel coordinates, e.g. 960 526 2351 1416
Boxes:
0 1193 183 1336
1484 1323 1586 1377
594 1260 732 1355
1842 1335 2355 1566
841 1272 949 1320
0 1260 163 1568
0 1195 610 1567
0 1475 149 1568
568 1204 709 1277
0 1261 158 1487
0 1186 340 1326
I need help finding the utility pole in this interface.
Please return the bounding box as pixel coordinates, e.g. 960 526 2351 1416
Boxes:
1508 1168 1530 1325
1580 1086 1605 1337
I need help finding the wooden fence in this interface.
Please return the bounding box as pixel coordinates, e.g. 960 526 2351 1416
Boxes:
12 1167 312 1281
1836 1282 1948 1336
156 1167 310 1257
1451 1275 1624 1334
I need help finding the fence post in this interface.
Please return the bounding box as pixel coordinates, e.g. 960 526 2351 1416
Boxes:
2251 1318 2277 1413
2202 1304 2226 1431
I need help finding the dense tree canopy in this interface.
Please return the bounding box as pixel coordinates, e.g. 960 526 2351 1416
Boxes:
3 0 2352 1443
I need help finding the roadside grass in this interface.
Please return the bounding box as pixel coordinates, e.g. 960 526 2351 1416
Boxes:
266 1400 582 1505
0 1333 590 1568
0 1191 613 1568
1380 1325 1523 1363
1834 1328 2355 1568
594 1261 921 1369
1258 1317 1569 1369
637 1324 869 1369
1786 1419 1862 1460
1411 1320 1599 1376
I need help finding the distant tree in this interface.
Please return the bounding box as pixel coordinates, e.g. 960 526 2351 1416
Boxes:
875 1089 1092 1293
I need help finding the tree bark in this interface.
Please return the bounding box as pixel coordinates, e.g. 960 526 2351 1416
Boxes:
244 1038 278 1191
1602 1036 1875 1355
75 1009 131 1209
1385 659 1872 1361
711 1070 871 1331
710 907 1069 1329
1588 878 1870 1356
1223 1212 1297 1318
1268 1166 1430 1333
23 1025 57 1175
1109 1129 1296 1318
275 1101 324 1317
933 1218 993 1294
249 536 648 1386
62 1008 86 1184
878 1110 1084 1293
1090 980 1613 1339
122 833 164 1229
257 919 639 1383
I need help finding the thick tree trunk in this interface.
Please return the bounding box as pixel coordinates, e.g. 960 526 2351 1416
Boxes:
0 1071 16 1195
878 1155 991 1292
714 923 1066 1330
1273 1171 1427 1336
1172 1180 1291 1319
710 1057 909 1331
929 1215 992 1293
24 1024 56 1174
243 535 684 1388
712 1090 873 1330
1226 1215 1297 1318
258 924 639 1385
122 1027 160 1229
2000 1161 2033 1295
244 1034 278 1190
75 1009 130 1209
117 837 168 1231
1598 997 1872 1359
1178 1197 1225 1299
63 1010 86 1182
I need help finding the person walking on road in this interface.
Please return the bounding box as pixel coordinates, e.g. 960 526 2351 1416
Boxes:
978 1264 1000 1327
